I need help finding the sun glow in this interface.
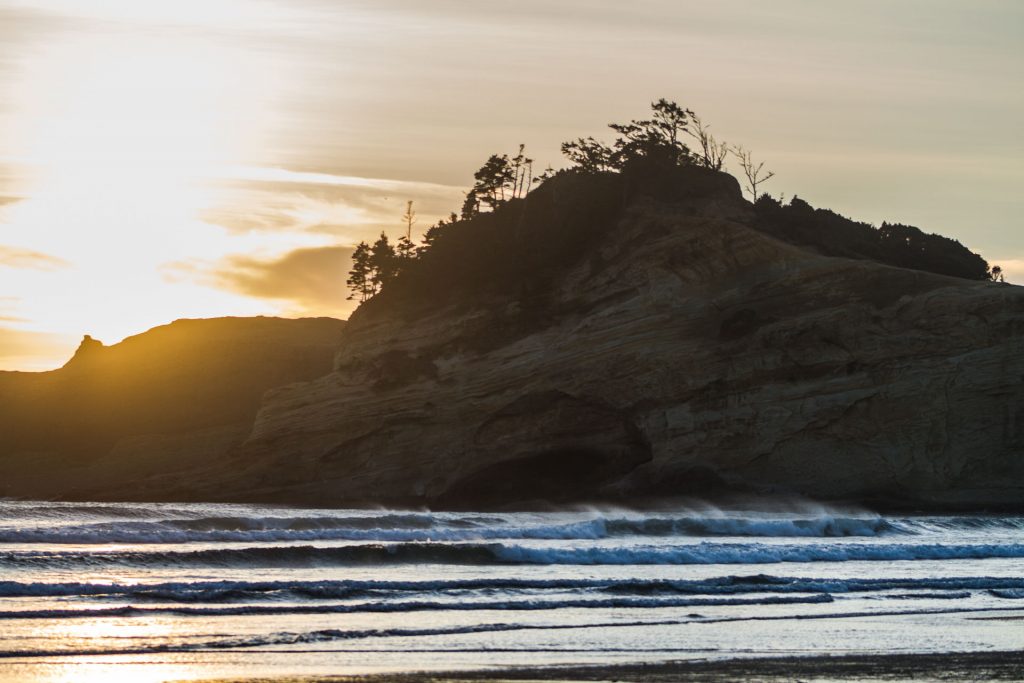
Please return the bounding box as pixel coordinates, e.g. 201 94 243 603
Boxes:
0 22 303 353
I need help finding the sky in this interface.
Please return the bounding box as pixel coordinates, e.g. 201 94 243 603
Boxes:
0 0 1021 370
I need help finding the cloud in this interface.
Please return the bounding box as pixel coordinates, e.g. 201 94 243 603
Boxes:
0 302 24 322
220 166 463 195
171 245 357 319
200 169 465 238
0 246 69 270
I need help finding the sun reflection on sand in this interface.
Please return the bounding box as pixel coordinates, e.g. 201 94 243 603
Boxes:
15 618 200 683
32 660 200 683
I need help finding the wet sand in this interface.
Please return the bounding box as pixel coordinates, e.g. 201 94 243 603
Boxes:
190 649 1024 682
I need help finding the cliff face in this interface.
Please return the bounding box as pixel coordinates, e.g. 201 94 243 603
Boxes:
215 168 1024 509
0 316 344 499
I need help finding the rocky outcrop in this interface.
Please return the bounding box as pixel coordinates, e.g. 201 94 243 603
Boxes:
0 316 344 499
202 168 1024 510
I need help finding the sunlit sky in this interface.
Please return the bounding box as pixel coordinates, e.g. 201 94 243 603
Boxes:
1 0 1021 370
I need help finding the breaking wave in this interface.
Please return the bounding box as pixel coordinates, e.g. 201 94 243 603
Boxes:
0 513 904 544
4 540 1023 568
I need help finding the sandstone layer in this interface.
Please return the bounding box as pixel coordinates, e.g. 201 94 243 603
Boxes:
207 169 1024 509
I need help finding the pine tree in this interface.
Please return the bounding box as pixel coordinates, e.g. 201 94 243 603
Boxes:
369 232 397 293
461 190 480 220
395 234 417 264
346 241 373 302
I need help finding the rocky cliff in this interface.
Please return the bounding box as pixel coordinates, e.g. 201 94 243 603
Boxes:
192 166 1024 510
0 316 344 499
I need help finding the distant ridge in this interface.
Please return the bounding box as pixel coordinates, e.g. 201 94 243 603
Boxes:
0 316 344 499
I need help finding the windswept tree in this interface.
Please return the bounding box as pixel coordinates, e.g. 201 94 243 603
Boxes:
561 99 695 172
560 137 615 173
608 98 693 167
472 154 516 210
733 145 776 201
464 146 536 216
688 114 729 171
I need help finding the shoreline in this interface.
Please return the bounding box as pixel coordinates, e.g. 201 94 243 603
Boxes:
189 650 1024 682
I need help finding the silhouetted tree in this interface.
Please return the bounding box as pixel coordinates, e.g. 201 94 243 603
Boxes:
754 196 992 281
535 165 558 184
472 154 516 210
561 137 615 173
346 241 373 302
422 212 458 251
688 114 729 170
369 232 397 292
562 99 695 172
509 144 534 199
609 98 693 167
395 234 417 264
733 145 775 201
402 200 417 240
991 265 1005 282
461 190 480 220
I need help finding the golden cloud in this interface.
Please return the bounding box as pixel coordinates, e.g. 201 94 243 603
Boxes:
0 246 69 271
171 245 358 319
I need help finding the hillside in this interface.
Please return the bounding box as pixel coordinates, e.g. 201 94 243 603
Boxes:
0 316 344 499
173 164 1022 510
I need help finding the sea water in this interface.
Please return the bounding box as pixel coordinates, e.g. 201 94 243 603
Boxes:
0 500 1021 682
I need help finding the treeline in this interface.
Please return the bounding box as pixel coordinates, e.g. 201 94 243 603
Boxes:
347 98 1003 302
754 195 994 281
346 145 540 302
346 99 771 302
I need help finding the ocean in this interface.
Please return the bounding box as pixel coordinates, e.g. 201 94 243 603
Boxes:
0 500 1022 682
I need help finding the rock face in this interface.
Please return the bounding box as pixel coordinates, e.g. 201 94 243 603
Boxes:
211 168 1024 509
0 317 344 499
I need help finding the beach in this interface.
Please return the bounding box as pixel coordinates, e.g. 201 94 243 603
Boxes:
188 650 1024 681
